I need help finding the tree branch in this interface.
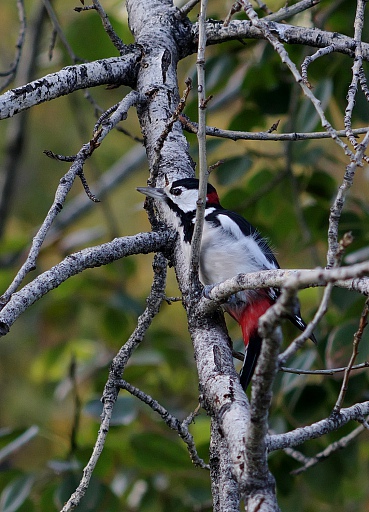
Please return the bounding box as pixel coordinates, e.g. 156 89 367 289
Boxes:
198 19 369 61
200 262 369 311
267 401 369 451
0 53 141 120
61 252 169 512
0 231 173 336
117 379 208 468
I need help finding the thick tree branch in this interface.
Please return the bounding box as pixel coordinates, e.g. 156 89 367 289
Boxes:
1 91 142 305
200 262 369 311
0 53 141 120
267 401 369 452
0 231 173 336
197 19 369 61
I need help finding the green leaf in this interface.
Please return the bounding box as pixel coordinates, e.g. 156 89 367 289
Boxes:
84 395 138 426
306 170 337 200
215 155 252 185
280 349 317 395
294 78 333 132
54 474 119 511
0 475 34 512
131 433 190 471
0 426 39 463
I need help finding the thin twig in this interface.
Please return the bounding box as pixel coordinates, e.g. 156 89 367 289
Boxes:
190 0 208 281
61 253 169 512
180 116 369 142
327 130 369 267
91 0 125 54
267 401 369 452
175 0 200 18
291 417 369 474
240 0 355 160
153 78 192 173
117 379 209 468
0 232 172 335
42 0 84 63
43 150 76 162
0 0 26 91
333 298 369 412
264 0 320 23
279 233 353 366
0 92 141 305
301 45 335 88
281 361 369 375
224 1 242 27
344 0 367 156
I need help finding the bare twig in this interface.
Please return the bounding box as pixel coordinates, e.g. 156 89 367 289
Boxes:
264 0 320 23
0 231 172 335
43 150 76 162
42 0 84 63
280 233 352 365
61 253 169 512
281 361 369 375
77 169 100 202
240 0 354 160
117 379 208 468
224 1 243 27
200 262 369 313
0 0 26 91
301 45 335 88
175 0 200 19
91 0 125 54
267 401 369 452
153 78 192 173
333 298 369 412
190 0 208 281
327 130 369 267
181 116 369 142
291 417 369 474
344 0 367 155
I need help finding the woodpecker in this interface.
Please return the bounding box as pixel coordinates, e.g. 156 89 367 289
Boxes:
137 178 316 389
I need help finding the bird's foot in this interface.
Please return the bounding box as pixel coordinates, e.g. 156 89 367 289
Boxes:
202 284 216 299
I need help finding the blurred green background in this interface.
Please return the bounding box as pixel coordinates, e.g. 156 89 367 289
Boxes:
1 0 369 510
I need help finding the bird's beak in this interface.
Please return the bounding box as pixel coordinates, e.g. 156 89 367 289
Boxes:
136 186 166 201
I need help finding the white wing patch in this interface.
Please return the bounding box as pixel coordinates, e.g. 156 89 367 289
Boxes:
217 213 245 239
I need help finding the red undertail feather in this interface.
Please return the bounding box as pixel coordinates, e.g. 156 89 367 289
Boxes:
238 297 273 347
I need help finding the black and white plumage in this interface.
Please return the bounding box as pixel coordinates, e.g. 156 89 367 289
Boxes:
137 178 316 389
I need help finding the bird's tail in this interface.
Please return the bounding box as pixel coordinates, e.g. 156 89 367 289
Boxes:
239 334 262 390
236 297 272 390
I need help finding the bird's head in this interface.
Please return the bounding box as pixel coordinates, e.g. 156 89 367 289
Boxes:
137 177 220 213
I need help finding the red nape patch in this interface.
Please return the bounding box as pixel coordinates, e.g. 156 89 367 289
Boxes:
238 298 272 347
206 190 220 205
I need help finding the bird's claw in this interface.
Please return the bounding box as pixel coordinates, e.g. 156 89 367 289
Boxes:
202 284 215 299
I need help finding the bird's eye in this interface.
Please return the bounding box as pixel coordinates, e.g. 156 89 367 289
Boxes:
171 188 182 196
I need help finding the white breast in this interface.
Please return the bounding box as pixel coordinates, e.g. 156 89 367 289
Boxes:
198 213 277 285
